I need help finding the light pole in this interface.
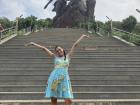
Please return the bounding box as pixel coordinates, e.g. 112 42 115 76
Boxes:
16 14 23 35
106 16 112 36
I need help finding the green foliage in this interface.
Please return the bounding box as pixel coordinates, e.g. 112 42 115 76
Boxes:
133 23 140 34
96 21 104 28
37 19 46 28
37 18 53 28
24 16 37 29
90 21 96 31
121 34 130 41
18 18 26 30
104 21 111 33
46 18 53 28
133 37 140 45
0 17 14 28
112 21 122 29
122 16 137 33
112 28 140 45
73 21 80 28
0 16 53 31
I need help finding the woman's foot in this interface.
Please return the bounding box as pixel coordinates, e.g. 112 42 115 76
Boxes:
51 97 57 105
65 99 72 105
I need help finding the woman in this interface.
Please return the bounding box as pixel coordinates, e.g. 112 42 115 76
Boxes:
25 34 89 105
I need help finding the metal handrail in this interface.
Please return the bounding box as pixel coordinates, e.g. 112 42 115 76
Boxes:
113 28 140 38
96 26 140 45
112 28 140 45
0 27 16 40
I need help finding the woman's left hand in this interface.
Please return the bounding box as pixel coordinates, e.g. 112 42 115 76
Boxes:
82 34 90 38
24 42 34 47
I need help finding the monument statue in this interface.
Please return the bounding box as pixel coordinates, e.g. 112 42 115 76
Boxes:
44 0 67 17
44 0 96 27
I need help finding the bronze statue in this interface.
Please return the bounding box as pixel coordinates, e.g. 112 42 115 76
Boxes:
44 0 96 27
44 0 68 17
86 0 96 21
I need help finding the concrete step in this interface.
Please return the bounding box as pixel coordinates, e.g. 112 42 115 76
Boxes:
1 70 140 75
0 85 140 92
1 64 140 68
1 48 140 52
1 67 140 71
0 99 139 105
0 61 140 65
1 59 140 62
0 75 139 81
0 45 127 48
0 28 140 101
0 80 139 85
1 55 140 58
1 52 140 55
0 92 140 99
1 58 140 61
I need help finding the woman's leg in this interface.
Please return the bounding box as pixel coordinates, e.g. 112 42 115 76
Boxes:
64 99 72 105
51 97 57 105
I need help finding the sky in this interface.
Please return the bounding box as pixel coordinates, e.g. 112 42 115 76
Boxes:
0 0 140 22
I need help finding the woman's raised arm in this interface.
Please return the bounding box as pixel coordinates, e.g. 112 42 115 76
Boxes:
25 42 54 57
68 34 90 57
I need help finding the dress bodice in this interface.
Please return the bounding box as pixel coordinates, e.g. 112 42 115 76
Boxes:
54 55 70 68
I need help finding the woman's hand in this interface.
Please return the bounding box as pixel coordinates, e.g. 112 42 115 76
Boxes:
82 34 90 38
24 42 35 47
24 42 54 57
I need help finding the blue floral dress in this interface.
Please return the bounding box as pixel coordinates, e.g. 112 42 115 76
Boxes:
45 54 74 99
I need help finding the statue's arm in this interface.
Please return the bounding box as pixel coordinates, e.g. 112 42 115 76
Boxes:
44 0 53 9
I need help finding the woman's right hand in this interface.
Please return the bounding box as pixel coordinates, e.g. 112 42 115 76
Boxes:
30 42 35 45
24 42 35 47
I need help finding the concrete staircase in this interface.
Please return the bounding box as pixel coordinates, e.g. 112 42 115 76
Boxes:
0 28 140 105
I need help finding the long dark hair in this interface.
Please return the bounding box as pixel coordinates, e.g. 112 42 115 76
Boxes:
55 46 66 60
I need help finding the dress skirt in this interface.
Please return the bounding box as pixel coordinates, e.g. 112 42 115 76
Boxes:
45 67 74 99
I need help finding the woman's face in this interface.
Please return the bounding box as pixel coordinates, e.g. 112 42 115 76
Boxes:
55 46 64 57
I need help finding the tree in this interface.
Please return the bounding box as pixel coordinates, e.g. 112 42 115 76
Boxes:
0 17 13 28
24 16 37 28
104 21 111 33
90 21 97 32
122 16 137 33
95 21 104 32
37 18 53 28
133 23 140 34
112 21 122 29
45 18 53 28
37 19 46 28
18 18 26 30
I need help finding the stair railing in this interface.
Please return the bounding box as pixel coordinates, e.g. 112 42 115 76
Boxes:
0 26 16 41
112 28 140 45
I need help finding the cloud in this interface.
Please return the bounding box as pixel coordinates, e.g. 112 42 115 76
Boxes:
0 0 27 20
18 0 56 19
0 0 55 20
95 0 140 22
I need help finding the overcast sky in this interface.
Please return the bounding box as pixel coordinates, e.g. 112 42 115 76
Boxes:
0 0 140 22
